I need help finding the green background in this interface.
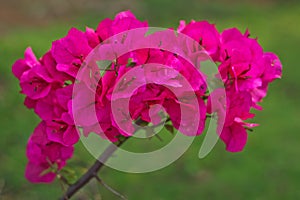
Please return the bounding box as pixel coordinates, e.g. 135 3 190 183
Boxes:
0 0 299 199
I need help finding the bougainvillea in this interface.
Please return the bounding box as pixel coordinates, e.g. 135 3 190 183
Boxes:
12 11 282 183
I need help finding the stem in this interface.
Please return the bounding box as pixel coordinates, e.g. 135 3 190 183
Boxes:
60 117 170 199
94 175 127 200
59 138 128 200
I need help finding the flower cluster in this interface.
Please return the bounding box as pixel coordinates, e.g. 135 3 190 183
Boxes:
12 11 282 183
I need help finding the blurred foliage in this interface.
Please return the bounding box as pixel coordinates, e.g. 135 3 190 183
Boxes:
0 0 299 199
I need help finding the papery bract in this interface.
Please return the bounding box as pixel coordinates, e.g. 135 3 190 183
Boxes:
25 122 74 183
12 10 282 184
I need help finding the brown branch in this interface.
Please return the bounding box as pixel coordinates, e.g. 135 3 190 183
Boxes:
59 137 128 200
59 118 170 199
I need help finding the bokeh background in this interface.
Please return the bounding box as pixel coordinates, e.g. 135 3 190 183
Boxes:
0 0 299 199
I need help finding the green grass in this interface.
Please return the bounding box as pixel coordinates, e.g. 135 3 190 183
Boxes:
1 1 300 199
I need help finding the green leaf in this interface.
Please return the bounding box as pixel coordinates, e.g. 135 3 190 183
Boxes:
126 58 136 67
96 60 112 76
64 80 73 86
39 167 54 177
60 167 78 185
164 124 174 134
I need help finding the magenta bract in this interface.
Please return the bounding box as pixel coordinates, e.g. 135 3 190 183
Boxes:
12 10 282 183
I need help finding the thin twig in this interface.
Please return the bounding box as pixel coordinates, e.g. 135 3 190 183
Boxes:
59 137 128 200
94 174 127 200
60 118 171 199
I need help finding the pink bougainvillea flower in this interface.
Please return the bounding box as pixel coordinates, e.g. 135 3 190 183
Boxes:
40 51 71 83
52 28 92 78
46 120 78 146
12 11 282 184
12 47 38 79
262 52 283 82
220 121 248 152
19 67 53 100
179 21 220 60
219 32 264 80
34 85 73 122
85 27 101 48
96 10 148 41
13 48 53 100
163 95 206 136
25 122 74 183
207 88 256 152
